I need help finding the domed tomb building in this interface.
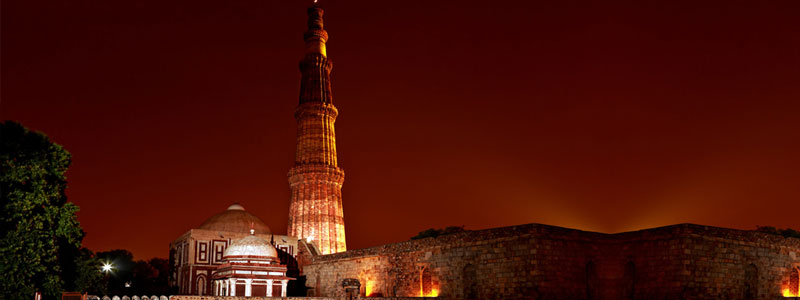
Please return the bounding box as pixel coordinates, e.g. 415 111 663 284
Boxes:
211 230 293 297
169 203 300 295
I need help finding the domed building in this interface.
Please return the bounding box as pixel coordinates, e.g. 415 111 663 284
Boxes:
197 203 271 233
169 203 301 295
211 230 293 297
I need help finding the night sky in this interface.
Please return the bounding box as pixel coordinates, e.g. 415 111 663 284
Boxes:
3 0 799 260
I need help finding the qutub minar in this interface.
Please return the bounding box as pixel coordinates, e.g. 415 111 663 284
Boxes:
167 4 800 300
287 4 347 255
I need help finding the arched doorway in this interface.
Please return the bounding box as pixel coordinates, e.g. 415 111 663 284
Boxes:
196 275 206 296
789 267 800 296
420 266 433 296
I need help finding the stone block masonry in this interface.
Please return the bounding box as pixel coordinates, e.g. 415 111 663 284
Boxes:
303 223 800 300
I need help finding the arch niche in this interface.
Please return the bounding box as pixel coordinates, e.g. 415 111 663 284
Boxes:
789 266 800 296
196 275 207 296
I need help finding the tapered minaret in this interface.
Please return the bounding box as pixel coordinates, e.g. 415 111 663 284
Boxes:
287 4 346 255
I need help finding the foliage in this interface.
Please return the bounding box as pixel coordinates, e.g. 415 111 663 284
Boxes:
133 258 172 295
71 248 109 295
96 250 172 295
1 121 84 300
58 243 107 295
756 226 800 239
96 249 135 296
410 226 468 240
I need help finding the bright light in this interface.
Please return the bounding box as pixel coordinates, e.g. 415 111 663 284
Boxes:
365 280 376 297
424 288 439 297
784 288 798 297
419 286 439 297
101 262 114 273
306 235 314 242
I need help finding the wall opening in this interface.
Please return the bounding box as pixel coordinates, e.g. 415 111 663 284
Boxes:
252 284 266 297
236 283 245 296
463 263 478 300
195 275 206 296
743 263 757 300
623 261 635 300
420 266 433 297
789 267 799 296
586 261 597 300
365 278 381 297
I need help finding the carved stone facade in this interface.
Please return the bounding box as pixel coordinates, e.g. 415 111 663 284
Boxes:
169 204 298 295
210 232 293 297
287 5 347 255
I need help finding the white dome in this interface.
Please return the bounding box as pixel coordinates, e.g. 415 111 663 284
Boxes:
223 235 278 258
226 203 245 210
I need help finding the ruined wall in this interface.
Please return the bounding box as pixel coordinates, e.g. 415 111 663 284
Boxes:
302 223 800 300
674 226 800 300
587 226 690 300
305 224 604 299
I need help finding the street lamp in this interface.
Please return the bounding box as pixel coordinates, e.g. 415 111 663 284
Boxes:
101 262 114 273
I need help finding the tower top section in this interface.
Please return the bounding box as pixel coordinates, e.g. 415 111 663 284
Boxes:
298 4 333 105
304 5 328 57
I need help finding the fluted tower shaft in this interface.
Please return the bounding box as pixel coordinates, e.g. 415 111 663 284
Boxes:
287 5 346 255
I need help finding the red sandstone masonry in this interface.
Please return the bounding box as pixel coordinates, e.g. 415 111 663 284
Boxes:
302 223 800 300
288 6 346 256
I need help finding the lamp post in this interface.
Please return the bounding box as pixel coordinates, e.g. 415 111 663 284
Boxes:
101 262 114 273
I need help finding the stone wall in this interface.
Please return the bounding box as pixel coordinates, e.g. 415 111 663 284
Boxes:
302 223 800 300
674 226 800 300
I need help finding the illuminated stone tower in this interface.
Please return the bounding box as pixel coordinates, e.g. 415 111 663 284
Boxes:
287 4 346 255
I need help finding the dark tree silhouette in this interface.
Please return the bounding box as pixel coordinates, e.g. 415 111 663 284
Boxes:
410 226 468 240
1 121 85 300
96 250 172 296
756 226 800 239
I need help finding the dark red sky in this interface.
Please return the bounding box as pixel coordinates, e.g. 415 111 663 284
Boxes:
3 0 799 260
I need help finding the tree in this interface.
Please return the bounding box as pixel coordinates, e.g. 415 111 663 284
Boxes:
756 226 800 239
71 248 108 295
58 242 108 295
144 258 173 295
96 250 135 296
1 121 85 300
410 226 468 240
95 250 173 296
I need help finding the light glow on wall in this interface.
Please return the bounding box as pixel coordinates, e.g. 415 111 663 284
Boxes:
787 267 800 297
365 280 376 297
784 288 798 297
424 288 439 297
